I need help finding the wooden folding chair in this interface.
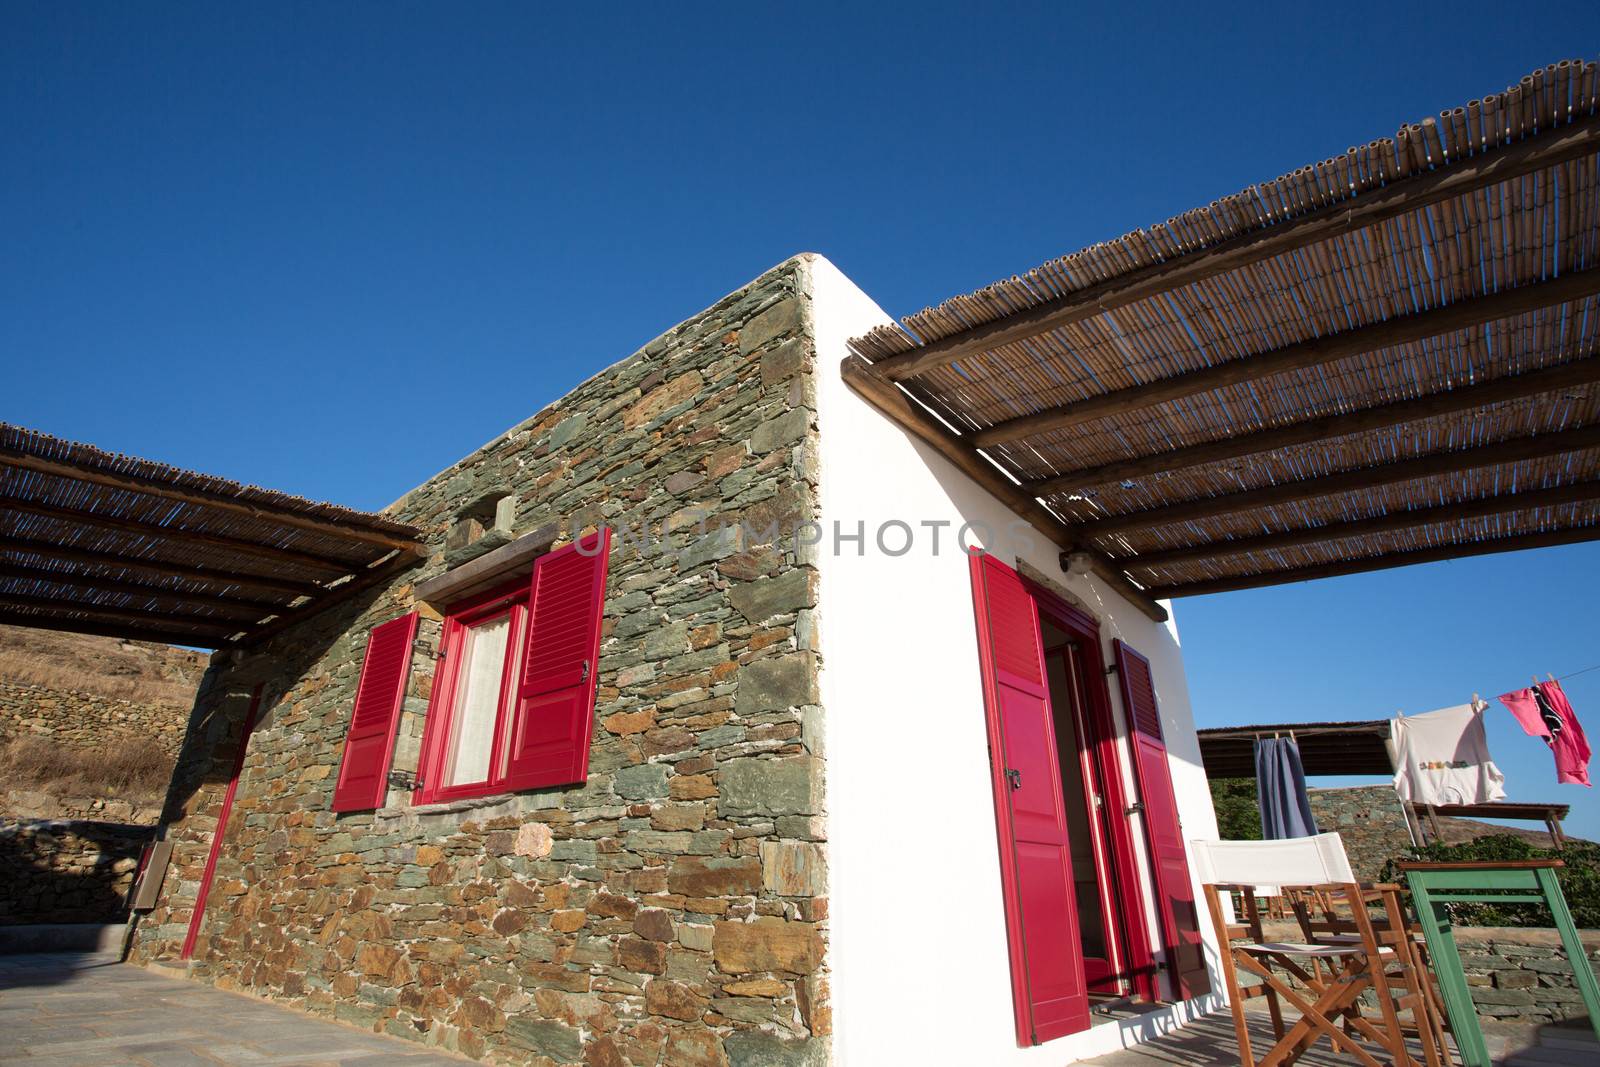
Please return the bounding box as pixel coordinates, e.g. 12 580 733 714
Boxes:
1192 834 1423 1067
1286 882 1453 1067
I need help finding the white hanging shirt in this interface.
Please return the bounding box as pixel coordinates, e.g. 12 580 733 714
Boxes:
1391 703 1507 806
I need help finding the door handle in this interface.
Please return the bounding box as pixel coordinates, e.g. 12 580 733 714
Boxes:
1005 768 1023 790
1125 801 1143 815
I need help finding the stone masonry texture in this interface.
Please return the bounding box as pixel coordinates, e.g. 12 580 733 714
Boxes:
1305 785 1414 883
0 819 153 924
0 677 189 759
130 258 830 1067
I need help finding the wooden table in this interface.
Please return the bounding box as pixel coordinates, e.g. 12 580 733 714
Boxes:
1397 859 1600 1067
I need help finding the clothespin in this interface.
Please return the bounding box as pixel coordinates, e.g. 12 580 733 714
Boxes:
1547 673 1557 683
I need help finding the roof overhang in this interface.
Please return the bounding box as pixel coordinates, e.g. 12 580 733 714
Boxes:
845 60 1600 621
0 425 425 648
1197 720 1396 778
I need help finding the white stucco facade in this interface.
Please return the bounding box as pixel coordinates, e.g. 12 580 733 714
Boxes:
805 255 1225 1065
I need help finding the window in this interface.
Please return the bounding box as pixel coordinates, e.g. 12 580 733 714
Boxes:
411 530 611 805
433 588 526 796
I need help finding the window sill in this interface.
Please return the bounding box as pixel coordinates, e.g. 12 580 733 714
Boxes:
375 790 521 825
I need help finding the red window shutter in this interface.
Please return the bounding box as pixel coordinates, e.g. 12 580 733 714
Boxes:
331 612 418 813
1113 638 1210 1001
970 551 1091 1045
504 529 611 791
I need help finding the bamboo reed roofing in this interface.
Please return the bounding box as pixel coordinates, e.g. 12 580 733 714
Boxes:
846 59 1600 611
0 424 424 648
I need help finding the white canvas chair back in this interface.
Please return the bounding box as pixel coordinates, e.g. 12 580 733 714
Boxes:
1190 833 1356 888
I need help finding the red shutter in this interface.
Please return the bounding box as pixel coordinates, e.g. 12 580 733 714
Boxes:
503 528 611 791
331 612 418 813
1113 638 1210 1001
971 551 1091 1044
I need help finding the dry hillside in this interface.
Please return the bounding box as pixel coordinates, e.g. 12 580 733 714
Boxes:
0 624 208 704
0 624 208 816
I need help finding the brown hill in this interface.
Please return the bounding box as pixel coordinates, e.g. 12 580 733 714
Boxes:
0 624 208 706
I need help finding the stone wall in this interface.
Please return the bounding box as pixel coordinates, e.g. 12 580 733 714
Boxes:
0 678 189 758
0 789 163 825
0 818 154 924
1453 927 1600 1023
1307 785 1416 882
132 258 830 1066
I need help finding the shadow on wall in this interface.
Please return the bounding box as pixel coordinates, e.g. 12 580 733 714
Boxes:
141 580 416 963
0 817 155 925
157 581 405 828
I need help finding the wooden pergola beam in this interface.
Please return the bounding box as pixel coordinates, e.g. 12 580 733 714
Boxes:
1124 480 1600 571
232 549 423 648
1 492 361 574
974 267 1600 447
1146 524 1600 599
0 591 244 635
0 561 279 613
1030 357 1600 497
0 446 424 554
0 608 229 648
1075 424 1600 538
840 356 1167 622
867 113 1600 382
0 533 323 598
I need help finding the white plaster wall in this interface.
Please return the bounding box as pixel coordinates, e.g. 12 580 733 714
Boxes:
805 255 1224 1066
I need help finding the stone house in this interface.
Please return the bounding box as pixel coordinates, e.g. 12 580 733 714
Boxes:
129 254 1221 1067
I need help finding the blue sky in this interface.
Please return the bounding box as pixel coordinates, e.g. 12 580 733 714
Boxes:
5 5 1598 835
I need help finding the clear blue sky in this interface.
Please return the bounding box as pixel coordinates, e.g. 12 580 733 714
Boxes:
5 5 1597 835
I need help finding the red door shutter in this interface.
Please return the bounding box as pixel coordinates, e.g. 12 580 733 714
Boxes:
1113 639 1210 1001
331 612 418 813
971 551 1091 1045
504 529 611 791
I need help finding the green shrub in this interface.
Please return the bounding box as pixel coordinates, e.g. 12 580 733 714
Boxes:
1209 777 1263 841
1379 834 1600 928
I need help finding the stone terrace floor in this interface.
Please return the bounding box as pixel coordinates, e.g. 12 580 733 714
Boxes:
0 953 471 1067
2 951 1594 1067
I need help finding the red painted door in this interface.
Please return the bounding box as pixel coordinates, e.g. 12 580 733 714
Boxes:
971 551 1091 1044
1113 639 1211 1001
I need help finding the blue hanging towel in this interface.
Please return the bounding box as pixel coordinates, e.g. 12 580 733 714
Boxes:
1255 736 1321 840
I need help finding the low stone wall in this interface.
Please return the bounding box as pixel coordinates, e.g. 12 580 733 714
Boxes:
0 818 155 925
0 789 162 825
0 678 188 757
1454 926 1600 1023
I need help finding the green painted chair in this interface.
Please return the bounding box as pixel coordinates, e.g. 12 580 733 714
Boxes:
1398 860 1600 1067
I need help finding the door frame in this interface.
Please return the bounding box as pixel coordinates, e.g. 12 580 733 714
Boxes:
1027 580 1160 1004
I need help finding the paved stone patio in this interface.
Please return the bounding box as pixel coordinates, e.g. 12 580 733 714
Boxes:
0 953 471 1066
3 951 1593 1066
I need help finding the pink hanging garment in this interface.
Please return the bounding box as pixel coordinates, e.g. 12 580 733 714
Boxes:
1497 688 1552 739
1538 679 1591 787
1498 682 1592 787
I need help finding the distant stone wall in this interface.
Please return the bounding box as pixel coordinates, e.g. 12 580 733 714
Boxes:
0 818 155 924
0 789 163 826
0 678 189 757
1455 927 1600 1023
1307 784 1415 882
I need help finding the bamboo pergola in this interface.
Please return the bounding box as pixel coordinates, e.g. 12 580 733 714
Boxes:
847 60 1600 623
0 424 424 648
